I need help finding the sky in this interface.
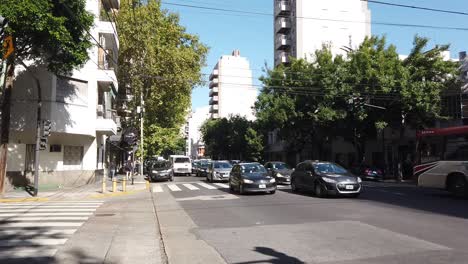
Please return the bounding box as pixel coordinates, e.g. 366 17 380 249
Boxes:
160 0 468 111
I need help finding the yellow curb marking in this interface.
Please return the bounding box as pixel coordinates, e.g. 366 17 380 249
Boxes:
0 197 49 203
88 189 146 199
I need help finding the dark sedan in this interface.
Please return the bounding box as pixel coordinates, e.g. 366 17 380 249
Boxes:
265 161 293 184
291 161 361 198
229 162 277 194
351 165 384 181
148 161 173 182
196 161 211 177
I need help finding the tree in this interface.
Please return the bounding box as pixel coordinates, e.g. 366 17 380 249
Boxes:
0 0 93 195
244 127 264 162
117 0 208 158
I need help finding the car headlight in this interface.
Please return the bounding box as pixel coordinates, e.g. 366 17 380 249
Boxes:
276 173 284 178
152 170 157 174
269 178 276 183
243 179 253 184
322 177 337 183
357 177 362 183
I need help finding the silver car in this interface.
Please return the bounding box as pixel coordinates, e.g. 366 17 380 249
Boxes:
207 161 233 182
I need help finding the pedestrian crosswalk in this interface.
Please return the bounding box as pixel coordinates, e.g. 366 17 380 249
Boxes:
0 201 104 261
151 182 290 193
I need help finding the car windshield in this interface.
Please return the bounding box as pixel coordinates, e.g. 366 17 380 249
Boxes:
152 161 170 169
174 157 190 163
214 162 232 169
200 162 210 168
242 164 267 173
313 163 348 174
273 163 290 170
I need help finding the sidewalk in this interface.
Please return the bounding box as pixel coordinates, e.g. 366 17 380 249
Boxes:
1 174 149 202
54 189 166 264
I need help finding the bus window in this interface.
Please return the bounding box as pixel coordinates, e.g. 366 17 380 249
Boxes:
418 140 443 164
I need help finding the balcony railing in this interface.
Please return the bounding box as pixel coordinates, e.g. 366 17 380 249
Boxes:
275 1 291 16
275 51 290 65
97 105 119 122
209 69 219 81
276 17 291 33
209 87 219 97
98 48 115 70
210 78 219 88
276 34 291 49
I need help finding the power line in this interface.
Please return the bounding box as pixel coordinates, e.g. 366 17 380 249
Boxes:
162 1 468 32
363 0 468 17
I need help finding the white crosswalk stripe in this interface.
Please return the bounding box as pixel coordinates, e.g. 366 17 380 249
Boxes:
183 184 200 190
150 182 291 193
0 201 103 260
213 183 229 188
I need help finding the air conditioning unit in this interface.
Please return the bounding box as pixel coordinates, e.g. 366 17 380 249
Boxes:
97 105 104 116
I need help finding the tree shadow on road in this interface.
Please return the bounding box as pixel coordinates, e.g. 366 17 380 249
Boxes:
233 246 305 264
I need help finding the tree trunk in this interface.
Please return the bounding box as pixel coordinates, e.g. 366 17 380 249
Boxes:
0 58 15 196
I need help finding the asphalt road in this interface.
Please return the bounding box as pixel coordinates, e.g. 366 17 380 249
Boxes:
153 176 468 264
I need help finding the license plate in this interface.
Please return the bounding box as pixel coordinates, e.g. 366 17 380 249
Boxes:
259 184 266 189
346 185 354 190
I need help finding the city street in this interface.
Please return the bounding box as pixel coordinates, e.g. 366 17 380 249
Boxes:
153 176 468 264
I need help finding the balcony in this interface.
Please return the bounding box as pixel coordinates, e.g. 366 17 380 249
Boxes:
275 51 290 65
209 87 218 97
211 113 219 119
276 17 291 33
276 34 291 50
275 1 291 17
96 105 118 135
210 78 219 89
209 105 219 113
209 96 219 105
209 69 219 81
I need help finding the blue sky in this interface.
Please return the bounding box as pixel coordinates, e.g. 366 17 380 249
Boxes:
160 0 468 110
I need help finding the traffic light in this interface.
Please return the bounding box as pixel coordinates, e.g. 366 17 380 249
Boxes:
42 120 52 137
39 138 47 150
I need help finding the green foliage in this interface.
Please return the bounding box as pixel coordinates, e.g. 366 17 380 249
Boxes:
200 116 263 161
257 36 460 161
144 125 185 157
117 0 208 157
0 0 93 73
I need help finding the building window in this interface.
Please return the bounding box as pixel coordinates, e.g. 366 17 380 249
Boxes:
50 145 62 153
63 146 84 166
56 76 88 105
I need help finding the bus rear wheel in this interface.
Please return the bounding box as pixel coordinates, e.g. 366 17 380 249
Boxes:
448 174 468 198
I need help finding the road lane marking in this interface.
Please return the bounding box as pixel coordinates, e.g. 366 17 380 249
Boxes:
0 249 58 259
183 184 200 190
0 208 97 213
0 205 100 208
0 229 77 236
197 183 217 190
0 238 68 247
3 216 89 221
214 183 229 188
152 185 163 193
1 222 83 227
167 184 182 192
0 212 93 217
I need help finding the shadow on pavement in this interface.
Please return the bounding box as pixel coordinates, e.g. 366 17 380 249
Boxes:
233 246 305 264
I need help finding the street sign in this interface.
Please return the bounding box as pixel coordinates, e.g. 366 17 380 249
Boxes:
2 36 13 60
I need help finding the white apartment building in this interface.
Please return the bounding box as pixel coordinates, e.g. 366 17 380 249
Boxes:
209 50 257 120
188 106 210 159
6 0 120 191
274 0 371 66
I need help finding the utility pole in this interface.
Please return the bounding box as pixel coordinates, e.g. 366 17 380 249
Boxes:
139 91 144 176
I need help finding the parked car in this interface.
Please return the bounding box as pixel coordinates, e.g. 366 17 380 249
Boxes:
229 160 241 165
197 161 211 177
265 161 293 185
192 160 201 176
351 164 384 181
148 161 173 182
229 162 277 194
291 161 362 198
207 161 233 182
169 155 192 176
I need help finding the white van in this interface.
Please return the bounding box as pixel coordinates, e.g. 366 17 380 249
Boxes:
169 155 192 176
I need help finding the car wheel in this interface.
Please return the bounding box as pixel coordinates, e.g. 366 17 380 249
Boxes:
239 183 244 195
211 174 214 183
229 182 234 192
448 175 468 197
291 180 299 193
269 190 276 195
315 183 326 198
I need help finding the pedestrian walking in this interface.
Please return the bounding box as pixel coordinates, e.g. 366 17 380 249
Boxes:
125 160 133 181
109 161 116 180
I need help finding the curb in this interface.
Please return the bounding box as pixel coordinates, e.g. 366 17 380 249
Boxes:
0 197 49 203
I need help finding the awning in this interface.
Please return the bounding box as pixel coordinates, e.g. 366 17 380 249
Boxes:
416 125 468 138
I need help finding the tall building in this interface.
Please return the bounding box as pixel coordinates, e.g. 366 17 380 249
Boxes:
188 106 210 159
6 0 120 190
209 50 257 120
274 0 371 66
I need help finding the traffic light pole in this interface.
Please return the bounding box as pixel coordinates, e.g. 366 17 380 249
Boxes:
33 75 42 196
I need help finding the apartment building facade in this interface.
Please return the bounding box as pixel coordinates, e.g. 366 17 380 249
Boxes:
274 0 371 66
209 50 257 120
6 0 120 190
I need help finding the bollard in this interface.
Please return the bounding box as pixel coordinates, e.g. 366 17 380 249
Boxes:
112 178 117 192
101 179 106 193
122 178 127 192
146 180 150 190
